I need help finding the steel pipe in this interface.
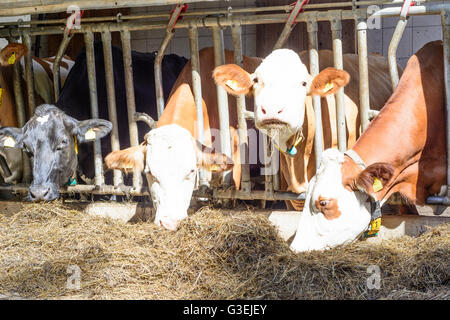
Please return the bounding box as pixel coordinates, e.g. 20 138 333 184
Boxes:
273 0 306 50
101 31 123 187
52 27 73 102
22 34 35 118
442 9 450 198
307 18 324 169
357 18 370 132
120 29 142 190
231 21 251 193
331 14 347 152
84 31 105 186
154 4 183 119
388 18 408 90
212 25 232 186
188 22 208 187
154 30 174 119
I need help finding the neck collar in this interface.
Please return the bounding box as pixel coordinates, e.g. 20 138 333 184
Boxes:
274 130 304 157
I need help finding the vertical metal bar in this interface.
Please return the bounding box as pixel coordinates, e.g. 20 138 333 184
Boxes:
7 37 30 184
10 58 26 125
84 31 105 186
212 25 232 186
231 21 251 193
154 30 174 118
101 31 122 187
22 34 35 117
188 22 208 187
154 4 183 119
53 28 73 102
120 29 142 189
388 18 408 91
357 18 370 132
331 15 347 152
442 9 450 196
308 18 324 169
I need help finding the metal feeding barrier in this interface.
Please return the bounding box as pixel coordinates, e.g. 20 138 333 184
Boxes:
0 0 448 206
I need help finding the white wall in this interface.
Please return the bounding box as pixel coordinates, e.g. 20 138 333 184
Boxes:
130 0 443 69
367 12 443 68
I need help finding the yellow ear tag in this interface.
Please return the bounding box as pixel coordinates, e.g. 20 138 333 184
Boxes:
225 80 240 91
322 82 334 94
84 128 96 140
3 136 16 148
373 177 383 192
210 164 220 172
366 217 382 236
8 52 16 65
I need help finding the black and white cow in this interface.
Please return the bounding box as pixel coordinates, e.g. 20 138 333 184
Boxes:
0 104 112 201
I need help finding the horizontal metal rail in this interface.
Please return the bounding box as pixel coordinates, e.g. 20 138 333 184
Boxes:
0 184 306 201
1 4 448 37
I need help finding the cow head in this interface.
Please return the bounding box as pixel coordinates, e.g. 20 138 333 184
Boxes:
290 149 394 252
0 43 28 66
0 104 112 201
213 49 350 149
105 124 233 231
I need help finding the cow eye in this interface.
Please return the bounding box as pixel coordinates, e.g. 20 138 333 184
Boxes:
253 77 259 83
302 81 307 87
56 139 69 151
319 200 329 207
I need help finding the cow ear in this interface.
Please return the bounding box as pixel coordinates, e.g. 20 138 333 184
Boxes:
356 162 395 195
213 64 254 96
0 43 28 66
0 127 23 149
308 67 350 97
195 141 234 172
104 145 146 173
74 119 112 143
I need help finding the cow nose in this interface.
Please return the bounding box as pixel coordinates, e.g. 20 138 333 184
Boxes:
29 185 51 201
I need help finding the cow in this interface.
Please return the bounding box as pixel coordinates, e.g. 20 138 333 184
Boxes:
55 42 188 185
213 49 399 211
105 47 263 230
288 40 445 252
0 104 112 201
0 43 74 185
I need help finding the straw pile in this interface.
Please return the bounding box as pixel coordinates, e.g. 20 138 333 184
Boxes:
0 202 448 300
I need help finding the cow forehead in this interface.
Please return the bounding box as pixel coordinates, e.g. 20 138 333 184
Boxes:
146 125 196 174
255 49 309 83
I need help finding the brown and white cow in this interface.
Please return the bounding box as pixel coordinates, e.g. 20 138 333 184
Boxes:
213 49 397 211
288 40 445 252
105 47 262 230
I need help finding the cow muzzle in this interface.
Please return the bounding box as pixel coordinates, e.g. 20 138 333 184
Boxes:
29 184 59 202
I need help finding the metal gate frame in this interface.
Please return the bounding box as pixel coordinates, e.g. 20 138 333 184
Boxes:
0 0 448 205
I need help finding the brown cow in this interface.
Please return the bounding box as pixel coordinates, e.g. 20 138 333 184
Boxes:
214 49 398 211
105 47 262 230
289 41 445 252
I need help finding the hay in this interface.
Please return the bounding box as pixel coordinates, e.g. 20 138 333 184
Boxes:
0 202 448 300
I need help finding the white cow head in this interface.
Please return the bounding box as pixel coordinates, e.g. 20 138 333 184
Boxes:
213 49 350 149
290 149 394 252
105 124 233 231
